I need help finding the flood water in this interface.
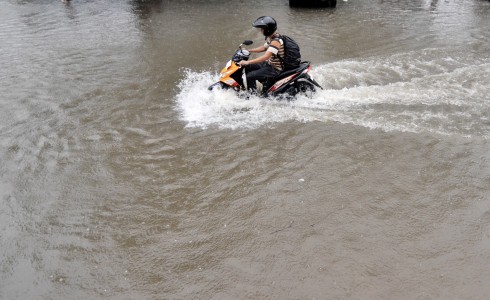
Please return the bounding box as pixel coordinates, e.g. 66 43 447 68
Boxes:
1 0 490 299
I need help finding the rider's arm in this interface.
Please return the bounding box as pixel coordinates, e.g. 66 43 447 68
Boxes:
243 51 273 65
240 40 281 66
248 45 267 53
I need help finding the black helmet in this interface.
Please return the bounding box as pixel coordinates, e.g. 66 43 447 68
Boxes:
252 16 277 36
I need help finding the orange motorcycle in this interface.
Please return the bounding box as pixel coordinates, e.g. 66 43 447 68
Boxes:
208 40 323 98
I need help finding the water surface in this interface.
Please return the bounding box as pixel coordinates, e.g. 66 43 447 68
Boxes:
1 0 489 299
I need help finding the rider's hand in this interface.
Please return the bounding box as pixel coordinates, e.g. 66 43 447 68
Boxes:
239 60 249 67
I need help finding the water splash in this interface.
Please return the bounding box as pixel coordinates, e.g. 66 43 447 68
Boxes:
175 49 490 137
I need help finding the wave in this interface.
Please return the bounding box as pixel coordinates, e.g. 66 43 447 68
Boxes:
175 49 490 137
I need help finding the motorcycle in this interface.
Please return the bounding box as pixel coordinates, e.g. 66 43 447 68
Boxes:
208 40 323 98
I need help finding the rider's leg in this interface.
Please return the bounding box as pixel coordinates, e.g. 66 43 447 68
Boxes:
245 63 278 91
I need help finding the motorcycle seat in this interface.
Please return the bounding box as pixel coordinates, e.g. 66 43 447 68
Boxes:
275 62 310 80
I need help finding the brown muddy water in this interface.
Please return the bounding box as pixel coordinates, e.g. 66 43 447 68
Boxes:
1 0 490 299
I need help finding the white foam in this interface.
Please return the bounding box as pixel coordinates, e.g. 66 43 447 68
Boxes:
175 52 490 137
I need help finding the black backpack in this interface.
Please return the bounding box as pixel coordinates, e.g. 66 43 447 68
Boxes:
278 35 301 70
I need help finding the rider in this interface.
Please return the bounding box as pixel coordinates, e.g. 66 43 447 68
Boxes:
239 16 289 91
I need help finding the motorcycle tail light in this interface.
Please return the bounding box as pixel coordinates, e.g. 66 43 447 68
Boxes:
302 65 312 74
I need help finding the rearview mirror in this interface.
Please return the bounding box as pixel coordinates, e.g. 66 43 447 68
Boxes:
242 40 253 46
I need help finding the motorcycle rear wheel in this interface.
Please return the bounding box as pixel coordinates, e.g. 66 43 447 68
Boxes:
296 81 316 97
